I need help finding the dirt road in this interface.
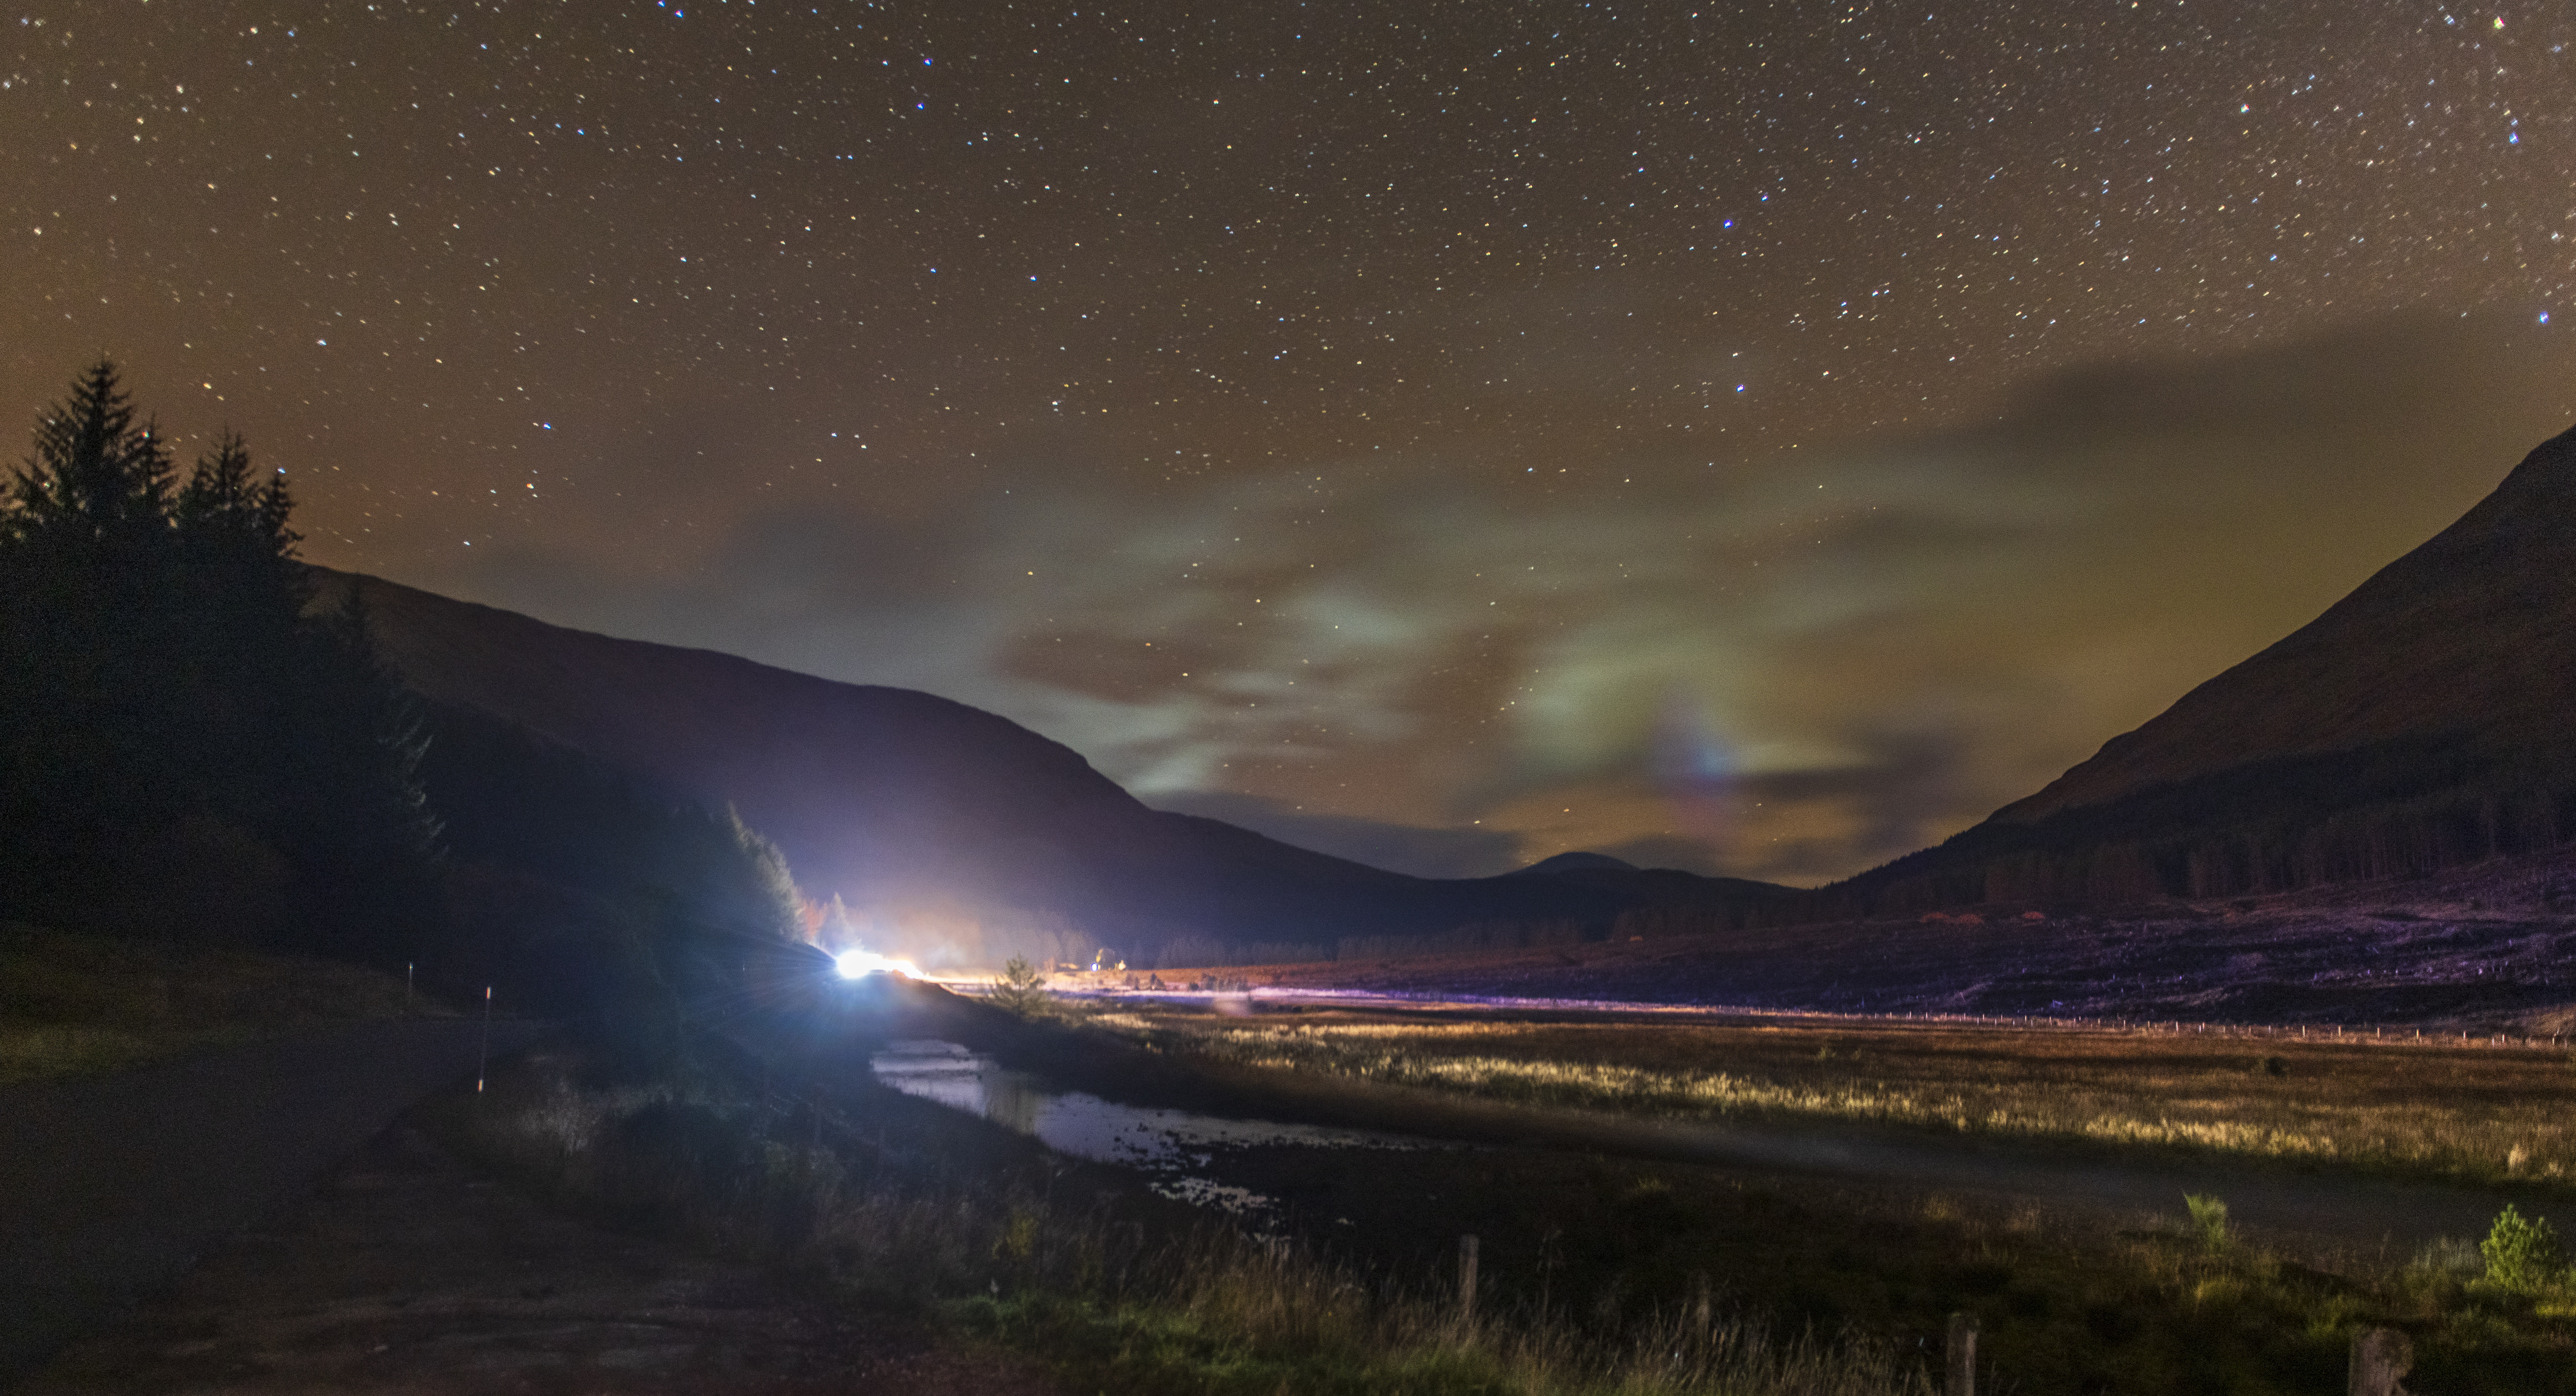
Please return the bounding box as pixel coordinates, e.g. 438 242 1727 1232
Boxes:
0 1018 537 1385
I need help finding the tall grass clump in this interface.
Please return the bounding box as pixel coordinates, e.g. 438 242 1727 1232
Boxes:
2183 1194 2231 1254
433 1044 1930 1396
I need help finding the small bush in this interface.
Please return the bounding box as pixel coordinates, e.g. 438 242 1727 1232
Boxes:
988 954 1049 1015
2184 1193 2231 1253
2481 1205 2566 1292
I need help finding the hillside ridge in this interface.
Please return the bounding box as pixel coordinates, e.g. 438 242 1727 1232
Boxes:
1996 422 2576 824
315 570 1788 960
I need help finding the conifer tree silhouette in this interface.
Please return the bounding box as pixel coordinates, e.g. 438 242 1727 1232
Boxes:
0 360 438 952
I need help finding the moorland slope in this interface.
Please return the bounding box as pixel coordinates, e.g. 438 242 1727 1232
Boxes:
1830 423 2576 911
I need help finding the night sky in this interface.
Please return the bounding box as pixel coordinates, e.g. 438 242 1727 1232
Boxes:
9 0 2574 884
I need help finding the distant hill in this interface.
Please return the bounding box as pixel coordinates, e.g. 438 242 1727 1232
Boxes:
316 572 1790 965
1508 852 1640 876
319 423 2576 961
1829 422 2576 912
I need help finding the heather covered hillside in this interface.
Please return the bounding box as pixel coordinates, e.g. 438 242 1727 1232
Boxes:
1810 423 2576 914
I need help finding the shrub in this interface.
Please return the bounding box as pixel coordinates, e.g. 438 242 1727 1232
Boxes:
989 954 1049 1014
2481 1204 2566 1291
2185 1192 2232 1253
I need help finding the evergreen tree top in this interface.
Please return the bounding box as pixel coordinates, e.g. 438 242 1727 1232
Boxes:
10 359 176 546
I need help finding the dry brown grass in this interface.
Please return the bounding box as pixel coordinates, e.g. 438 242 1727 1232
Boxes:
1095 1008 2576 1188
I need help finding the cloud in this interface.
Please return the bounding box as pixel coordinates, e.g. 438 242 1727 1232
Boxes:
1149 791 1525 879
425 311 2576 886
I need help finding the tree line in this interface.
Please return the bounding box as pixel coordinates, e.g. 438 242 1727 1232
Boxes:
0 362 803 1016
0 361 437 954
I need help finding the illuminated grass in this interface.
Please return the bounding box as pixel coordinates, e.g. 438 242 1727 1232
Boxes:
1102 1013 2576 1188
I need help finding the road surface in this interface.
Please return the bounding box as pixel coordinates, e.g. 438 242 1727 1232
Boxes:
0 1017 538 1385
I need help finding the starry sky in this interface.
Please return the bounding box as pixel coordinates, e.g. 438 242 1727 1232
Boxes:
9 0 2575 885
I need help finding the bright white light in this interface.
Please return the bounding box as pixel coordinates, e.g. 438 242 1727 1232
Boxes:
834 948 920 980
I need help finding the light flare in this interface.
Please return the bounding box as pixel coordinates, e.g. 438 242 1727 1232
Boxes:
834 947 921 979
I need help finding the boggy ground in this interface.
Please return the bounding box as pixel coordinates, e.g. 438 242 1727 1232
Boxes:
804 984 2576 1393
417 1023 1934 1396
821 989 2576 1394
1010 1002 2576 1393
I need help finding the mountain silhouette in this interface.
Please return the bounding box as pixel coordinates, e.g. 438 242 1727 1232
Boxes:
1833 422 2576 910
322 413 2576 961
315 571 1782 960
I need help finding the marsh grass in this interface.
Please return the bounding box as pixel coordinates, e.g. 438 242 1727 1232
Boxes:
432 1045 1931 1396
0 921 431 1084
1100 1010 2576 1189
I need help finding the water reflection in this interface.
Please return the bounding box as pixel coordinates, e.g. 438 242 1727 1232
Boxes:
868 1038 1431 1214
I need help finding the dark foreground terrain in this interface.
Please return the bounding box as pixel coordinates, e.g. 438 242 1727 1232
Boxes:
0 1018 538 1384
21 1114 1057 1396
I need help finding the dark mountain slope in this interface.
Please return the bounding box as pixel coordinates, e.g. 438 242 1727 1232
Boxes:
1508 852 1640 876
2001 422 2576 823
316 572 1783 957
1825 423 2576 912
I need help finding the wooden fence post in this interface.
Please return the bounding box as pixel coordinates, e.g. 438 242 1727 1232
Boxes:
1946 1311 1978 1396
1458 1234 1480 1326
2349 1327 2411 1396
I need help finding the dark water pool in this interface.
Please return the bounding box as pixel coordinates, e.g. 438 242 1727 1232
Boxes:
868 1038 1437 1215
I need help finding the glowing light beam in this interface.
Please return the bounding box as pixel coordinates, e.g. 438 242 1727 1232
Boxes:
834 948 921 979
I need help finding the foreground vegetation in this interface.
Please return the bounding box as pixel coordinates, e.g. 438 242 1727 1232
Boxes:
1220 1130 2576 1395
0 921 433 1085
429 1006 2576 1395
430 1036 1932 1396
1091 1007 2576 1190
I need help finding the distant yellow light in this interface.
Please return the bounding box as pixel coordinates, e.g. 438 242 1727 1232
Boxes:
834 948 919 980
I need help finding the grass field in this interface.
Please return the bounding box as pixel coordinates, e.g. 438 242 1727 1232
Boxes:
1202 1122 2576 1395
0 921 434 1085
1086 1005 2576 1191
430 1010 2576 1396
432 1039 1932 1396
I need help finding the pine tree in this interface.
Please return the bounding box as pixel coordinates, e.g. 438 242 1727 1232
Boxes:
0 361 190 844
9 359 177 547
0 361 441 952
